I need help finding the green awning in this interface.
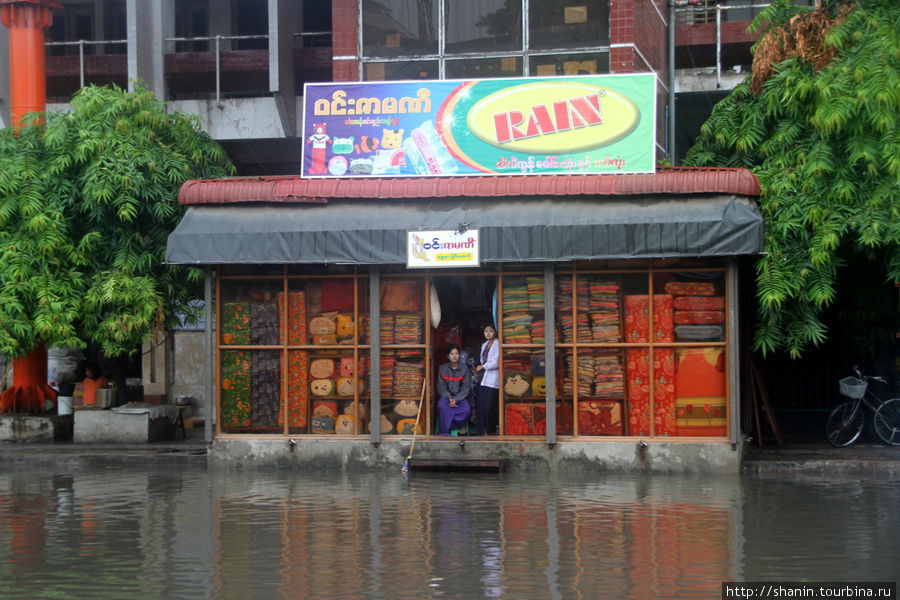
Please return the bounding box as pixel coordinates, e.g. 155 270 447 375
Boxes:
165 194 763 265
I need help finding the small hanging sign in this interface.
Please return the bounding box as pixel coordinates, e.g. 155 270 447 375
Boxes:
407 229 480 268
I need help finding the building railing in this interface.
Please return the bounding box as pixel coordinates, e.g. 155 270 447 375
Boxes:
45 39 127 89
675 2 770 87
44 30 333 103
164 34 269 103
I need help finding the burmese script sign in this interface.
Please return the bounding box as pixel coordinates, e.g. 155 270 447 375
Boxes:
301 74 655 178
406 230 480 269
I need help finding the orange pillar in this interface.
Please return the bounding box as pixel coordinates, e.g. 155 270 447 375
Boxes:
1 0 56 126
0 343 56 412
0 2 58 412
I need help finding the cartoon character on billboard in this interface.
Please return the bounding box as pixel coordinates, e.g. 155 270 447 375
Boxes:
305 123 331 174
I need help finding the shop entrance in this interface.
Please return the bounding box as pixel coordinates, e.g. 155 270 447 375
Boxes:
431 274 497 435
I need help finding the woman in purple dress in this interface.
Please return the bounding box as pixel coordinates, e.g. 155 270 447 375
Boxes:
436 345 472 435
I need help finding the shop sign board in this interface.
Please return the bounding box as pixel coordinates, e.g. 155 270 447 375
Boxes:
406 230 480 268
301 74 655 178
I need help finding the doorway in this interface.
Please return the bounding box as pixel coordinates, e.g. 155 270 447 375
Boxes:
430 274 497 434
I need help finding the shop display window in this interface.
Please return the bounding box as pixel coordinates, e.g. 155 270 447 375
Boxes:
220 281 283 346
309 350 368 435
220 349 282 434
565 348 626 436
673 346 727 436
501 348 554 436
380 349 426 435
218 275 371 436
654 272 726 343
501 275 545 344
216 266 728 440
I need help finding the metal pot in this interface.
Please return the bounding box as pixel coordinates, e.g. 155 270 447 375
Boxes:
96 387 115 408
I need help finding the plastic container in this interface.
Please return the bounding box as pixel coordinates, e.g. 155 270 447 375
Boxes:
57 396 73 415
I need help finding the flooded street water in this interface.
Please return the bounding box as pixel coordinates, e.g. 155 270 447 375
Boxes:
0 460 897 600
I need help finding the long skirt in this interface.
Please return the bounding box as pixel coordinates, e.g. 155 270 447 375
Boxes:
476 385 499 435
436 397 471 434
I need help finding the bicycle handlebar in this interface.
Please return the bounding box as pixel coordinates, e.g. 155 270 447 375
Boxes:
851 365 886 384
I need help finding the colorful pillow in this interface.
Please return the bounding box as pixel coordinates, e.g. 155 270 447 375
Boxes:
310 358 335 379
310 379 335 396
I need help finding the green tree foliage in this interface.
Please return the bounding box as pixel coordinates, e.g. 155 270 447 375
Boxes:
0 84 233 357
685 0 900 357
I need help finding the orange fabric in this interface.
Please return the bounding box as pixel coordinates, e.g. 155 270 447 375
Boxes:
675 348 725 397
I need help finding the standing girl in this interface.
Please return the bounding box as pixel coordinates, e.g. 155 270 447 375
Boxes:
474 324 499 435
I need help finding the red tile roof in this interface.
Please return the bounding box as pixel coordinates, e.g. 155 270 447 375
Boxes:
178 167 760 205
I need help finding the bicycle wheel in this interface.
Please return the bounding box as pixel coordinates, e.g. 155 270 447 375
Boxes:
872 398 900 446
825 400 864 447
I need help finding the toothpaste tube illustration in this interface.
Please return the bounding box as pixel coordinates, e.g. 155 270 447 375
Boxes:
402 120 458 175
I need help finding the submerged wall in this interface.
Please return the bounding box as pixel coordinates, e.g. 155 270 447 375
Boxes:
207 438 743 474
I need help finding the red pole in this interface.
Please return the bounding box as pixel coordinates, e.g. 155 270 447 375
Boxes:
1 1 57 126
0 1 58 411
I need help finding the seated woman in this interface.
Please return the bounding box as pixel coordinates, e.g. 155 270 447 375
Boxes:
436 345 472 435
80 361 108 407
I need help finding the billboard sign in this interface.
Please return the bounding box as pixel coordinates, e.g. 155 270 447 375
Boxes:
301 74 655 178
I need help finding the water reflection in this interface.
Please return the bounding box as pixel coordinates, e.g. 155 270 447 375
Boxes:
0 465 897 599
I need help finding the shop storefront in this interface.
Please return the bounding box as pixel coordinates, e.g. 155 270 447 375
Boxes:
166 168 763 472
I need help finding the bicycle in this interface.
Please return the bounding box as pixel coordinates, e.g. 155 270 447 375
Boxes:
825 366 900 447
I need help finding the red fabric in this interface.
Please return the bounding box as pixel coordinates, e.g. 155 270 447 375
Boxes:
505 403 534 435
321 279 355 312
624 295 676 436
654 348 677 436
673 310 725 324
578 400 623 435
624 295 674 342
534 403 573 436
673 296 725 310
626 348 650 436
380 279 422 312
664 281 716 296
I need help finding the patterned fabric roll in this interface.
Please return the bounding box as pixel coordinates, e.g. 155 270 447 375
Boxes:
251 350 281 428
221 350 251 429
664 281 716 296
288 351 309 430
673 310 725 324
287 290 308 344
221 302 251 345
251 301 280 346
673 296 725 311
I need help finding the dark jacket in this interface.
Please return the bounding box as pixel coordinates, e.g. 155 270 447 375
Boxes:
437 362 472 401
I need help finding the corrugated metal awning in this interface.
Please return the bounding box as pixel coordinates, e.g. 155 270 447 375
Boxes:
165 194 764 265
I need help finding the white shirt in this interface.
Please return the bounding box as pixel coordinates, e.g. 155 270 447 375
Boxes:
479 338 500 389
